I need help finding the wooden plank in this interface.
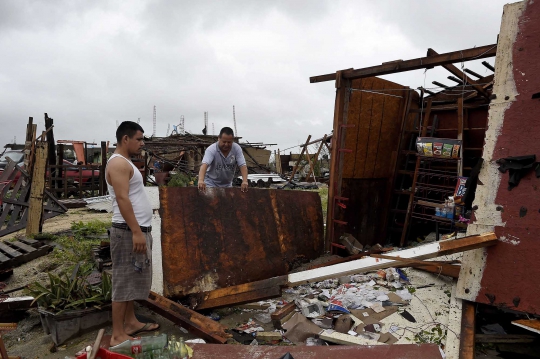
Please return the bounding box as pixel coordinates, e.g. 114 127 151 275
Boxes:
342 80 364 178
459 301 475 359
371 253 458 267
363 82 386 178
326 71 347 250
308 248 393 270
427 49 489 99
15 244 52 265
373 87 407 178
197 276 286 300
18 237 38 246
270 302 299 329
457 97 464 176
310 44 497 83
0 243 22 258
288 232 497 286
475 334 536 344
511 319 540 335
271 302 296 322
341 179 387 246
26 142 48 236
381 89 415 246
410 264 461 278
288 135 311 182
350 78 374 178
193 276 286 310
196 286 281 310
0 296 36 311
400 98 432 246
10 241 36 253
188 342 445 358
138 291 231 344
305 135 327 181
319 329 383 346
0 252 11 263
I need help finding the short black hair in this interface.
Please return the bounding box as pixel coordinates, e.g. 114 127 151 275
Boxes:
116 121 144 142
219 127 234 137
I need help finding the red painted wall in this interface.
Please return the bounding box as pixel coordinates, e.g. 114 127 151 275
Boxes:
475 0 540 314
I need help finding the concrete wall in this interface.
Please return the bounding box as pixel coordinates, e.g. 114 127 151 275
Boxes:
457 0 540 314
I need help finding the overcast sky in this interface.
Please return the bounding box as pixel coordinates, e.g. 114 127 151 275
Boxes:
0 0 509 154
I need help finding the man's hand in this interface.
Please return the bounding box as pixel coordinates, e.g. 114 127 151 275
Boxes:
132 231 147 253
241 181 249 193
198 181 207 193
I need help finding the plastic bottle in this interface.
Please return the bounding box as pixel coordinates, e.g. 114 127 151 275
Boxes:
447 201 455 219
109 334 167 356
435 207 441 217
107 337 141 357
178 337 188 359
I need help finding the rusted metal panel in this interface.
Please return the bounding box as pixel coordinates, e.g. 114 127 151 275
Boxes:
160 187 324 298
188 343 443 358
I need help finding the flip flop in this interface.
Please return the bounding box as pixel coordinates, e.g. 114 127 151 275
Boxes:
127 322 160 336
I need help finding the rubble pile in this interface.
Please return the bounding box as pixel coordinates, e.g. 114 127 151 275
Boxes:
231 265 455 350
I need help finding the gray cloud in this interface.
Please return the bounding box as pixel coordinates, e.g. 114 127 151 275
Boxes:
0 0 507 153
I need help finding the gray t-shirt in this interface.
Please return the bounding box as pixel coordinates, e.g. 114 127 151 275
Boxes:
202 142 247 187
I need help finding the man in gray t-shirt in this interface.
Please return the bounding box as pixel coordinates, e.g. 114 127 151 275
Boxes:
198 127 249 192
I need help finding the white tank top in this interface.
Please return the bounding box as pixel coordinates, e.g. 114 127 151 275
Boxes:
106 154 152 227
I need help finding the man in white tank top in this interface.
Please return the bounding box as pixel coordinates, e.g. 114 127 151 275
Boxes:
106 121 158 348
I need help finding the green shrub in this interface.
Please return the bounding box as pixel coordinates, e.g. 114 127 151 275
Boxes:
25 265 112 313
168 172 192 187
71 220 110 236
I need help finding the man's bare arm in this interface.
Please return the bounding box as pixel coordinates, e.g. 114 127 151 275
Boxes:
108 158 146 253
198 163 208 192
240 165 248 192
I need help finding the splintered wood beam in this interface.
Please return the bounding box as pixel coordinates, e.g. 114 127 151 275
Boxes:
475 334 537 344
288 135 311 183
370 253 456 267
410 264 461 278
512 319 540 335
191 276 286 310
310 44 497 83
138 291 231 344
428 48 490 99
26 141 48 236
287 233 497 286
481 61 495 72
371 254 461 278
459 301 476 359
271 302 297 329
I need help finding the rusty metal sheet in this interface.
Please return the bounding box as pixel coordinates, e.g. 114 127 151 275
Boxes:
160 187 324 297
188 343 443 358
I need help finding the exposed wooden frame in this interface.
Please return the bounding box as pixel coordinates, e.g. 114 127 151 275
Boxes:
305 134 327 181
287 135 311 183
326 71 349 250
427 49 490 99
459 301 476 359
287 232 497 286
310 44 497 83
138 291 231 344
26 140 48 236
191 276 286 310
400 98 432 246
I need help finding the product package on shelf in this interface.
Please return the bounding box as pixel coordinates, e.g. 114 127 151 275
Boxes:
415 137 462 158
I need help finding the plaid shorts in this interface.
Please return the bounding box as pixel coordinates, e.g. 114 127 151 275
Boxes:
109 226 153 301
